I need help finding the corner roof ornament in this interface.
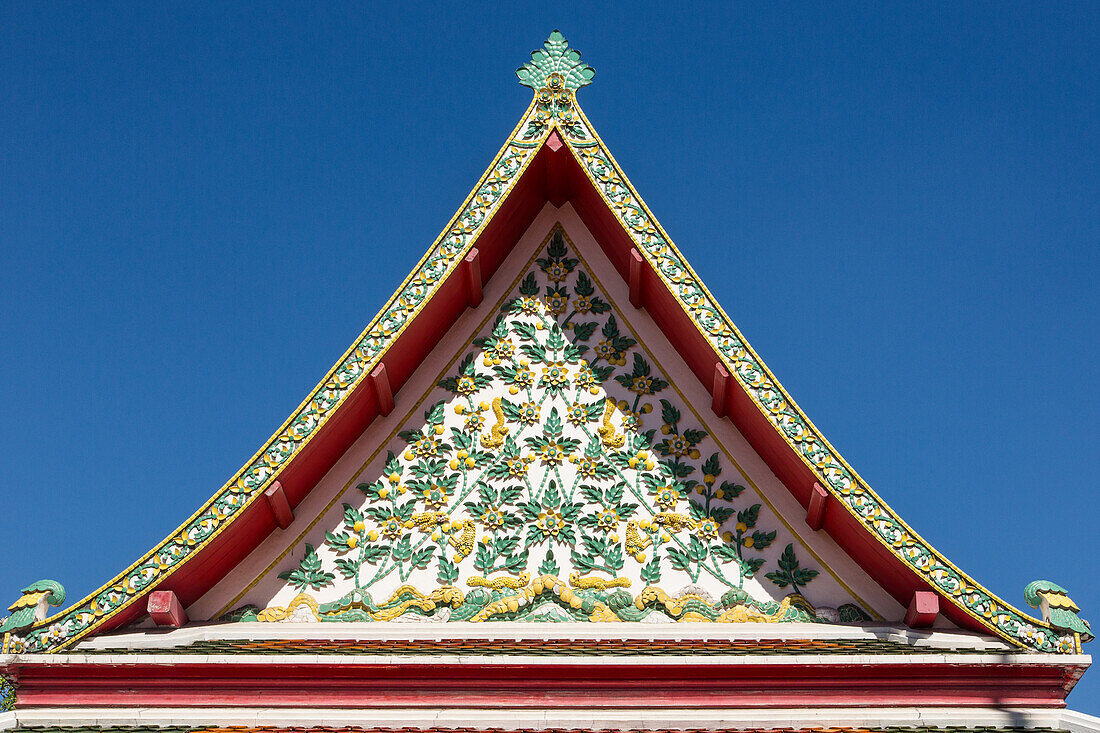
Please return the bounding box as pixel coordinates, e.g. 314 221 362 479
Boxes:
516 30 595 95
1025 580 1093 650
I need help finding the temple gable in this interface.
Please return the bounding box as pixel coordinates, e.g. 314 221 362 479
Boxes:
200 219 888 627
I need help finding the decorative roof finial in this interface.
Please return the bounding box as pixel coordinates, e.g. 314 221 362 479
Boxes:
0 580 66 638
1025 580 1092 649
516 30 595 95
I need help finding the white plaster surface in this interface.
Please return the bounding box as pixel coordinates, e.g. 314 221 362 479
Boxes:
75 620 1012 650
6 705 1100 729
1064 710 1100 733
9 651 1089 667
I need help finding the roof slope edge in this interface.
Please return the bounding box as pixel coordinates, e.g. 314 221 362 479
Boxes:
559 100 1079 654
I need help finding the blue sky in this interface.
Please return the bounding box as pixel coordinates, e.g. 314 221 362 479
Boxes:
2 2 1098 709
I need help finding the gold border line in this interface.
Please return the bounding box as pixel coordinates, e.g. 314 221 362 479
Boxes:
31 83 1055 654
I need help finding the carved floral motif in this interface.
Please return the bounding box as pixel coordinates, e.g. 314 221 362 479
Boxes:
264 230 832 623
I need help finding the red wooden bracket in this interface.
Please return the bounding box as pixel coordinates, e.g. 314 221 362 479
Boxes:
628 249 644 309
904 591 940 628
370 362 394 417
264 480 294 530
464 248 482 308
147 590 188 628
711 363 730 417
806 482 829 531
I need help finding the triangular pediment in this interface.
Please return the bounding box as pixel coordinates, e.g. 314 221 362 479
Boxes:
191 216 891 626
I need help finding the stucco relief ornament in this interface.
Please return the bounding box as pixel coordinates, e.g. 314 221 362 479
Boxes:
251 228 865 626
0 580 65 654
1026 580 1093 652
517 31 594 141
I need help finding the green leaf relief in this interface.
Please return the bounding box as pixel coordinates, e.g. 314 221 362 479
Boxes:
277 544 335 591
271 230 811 617
539 549 560 576
765 544 820 592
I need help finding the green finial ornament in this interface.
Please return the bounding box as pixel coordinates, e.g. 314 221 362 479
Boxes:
1025 579 1092 649
0 580 66 636
517 30 595 94
516 31 594 141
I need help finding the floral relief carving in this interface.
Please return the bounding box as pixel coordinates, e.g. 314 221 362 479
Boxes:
260 229 841 624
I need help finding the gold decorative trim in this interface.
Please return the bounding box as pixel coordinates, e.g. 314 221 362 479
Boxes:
252 576 820 626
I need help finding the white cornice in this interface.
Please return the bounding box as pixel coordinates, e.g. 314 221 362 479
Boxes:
73 620 1013 650
7 706 1100 730
7 651 1090 667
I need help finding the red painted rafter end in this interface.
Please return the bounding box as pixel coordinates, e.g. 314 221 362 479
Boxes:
464 248 483 308
263 480 294 530
146 590 188 628
711 363 730 417
806 482 829 531
369 362 394 417
905 590 940 628
628 248 644 309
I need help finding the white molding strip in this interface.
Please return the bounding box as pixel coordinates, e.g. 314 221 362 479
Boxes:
73 620 1014 651
7 651 1088 667
1062 710 1100 733
7 705 1099 729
